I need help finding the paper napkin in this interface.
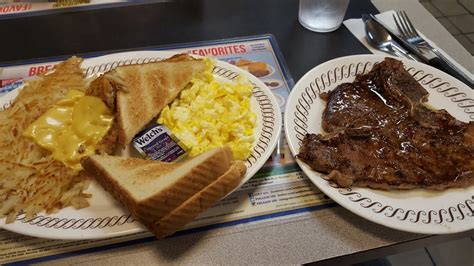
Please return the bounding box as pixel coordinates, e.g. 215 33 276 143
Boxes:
343 11 471 77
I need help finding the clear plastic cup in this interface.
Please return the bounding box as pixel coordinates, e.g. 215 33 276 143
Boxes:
299 0 350 33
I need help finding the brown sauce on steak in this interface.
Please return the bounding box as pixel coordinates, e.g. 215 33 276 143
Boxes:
298 58 474 190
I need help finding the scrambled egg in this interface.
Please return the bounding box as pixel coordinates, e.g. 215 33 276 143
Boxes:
158 59 256 160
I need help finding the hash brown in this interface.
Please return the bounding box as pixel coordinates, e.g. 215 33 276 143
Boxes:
0 57 92 222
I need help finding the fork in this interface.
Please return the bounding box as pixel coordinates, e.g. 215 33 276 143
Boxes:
393 11 473 87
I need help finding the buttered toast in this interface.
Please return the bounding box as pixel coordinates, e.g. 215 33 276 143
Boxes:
151 161 246 238
89 54 207 147
81 146 245 235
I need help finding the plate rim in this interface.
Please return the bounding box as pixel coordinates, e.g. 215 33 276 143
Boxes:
284 54 474 234
0 50 282 239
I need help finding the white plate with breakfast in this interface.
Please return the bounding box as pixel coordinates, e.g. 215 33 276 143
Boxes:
0 51 282 239
285 55 473 234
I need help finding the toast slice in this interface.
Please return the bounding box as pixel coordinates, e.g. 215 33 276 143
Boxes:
150 161 247 238
81 146 233 223
92 54 206 147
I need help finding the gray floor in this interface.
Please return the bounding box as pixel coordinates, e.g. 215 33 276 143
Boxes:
419 0 474 55
386 237 474 266
356 236 474 266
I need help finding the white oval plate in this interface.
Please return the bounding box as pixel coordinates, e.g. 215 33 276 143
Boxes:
0 51 282 239
285 55 474 234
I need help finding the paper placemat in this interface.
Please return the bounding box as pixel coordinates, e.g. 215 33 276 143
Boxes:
0 1 167 19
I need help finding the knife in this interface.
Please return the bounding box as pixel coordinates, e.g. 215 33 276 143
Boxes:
369 14 473 88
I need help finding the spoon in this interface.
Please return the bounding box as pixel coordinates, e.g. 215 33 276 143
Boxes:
362 14 419 61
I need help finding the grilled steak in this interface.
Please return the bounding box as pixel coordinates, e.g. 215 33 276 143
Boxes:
298 58 474 190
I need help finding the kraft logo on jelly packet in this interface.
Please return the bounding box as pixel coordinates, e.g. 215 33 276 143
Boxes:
133 124 188 162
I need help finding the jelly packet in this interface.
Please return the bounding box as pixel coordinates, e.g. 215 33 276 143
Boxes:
133 124 188 162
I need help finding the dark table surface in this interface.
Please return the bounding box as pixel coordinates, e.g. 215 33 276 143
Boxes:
0 0 377 81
